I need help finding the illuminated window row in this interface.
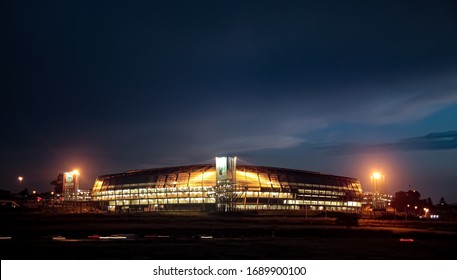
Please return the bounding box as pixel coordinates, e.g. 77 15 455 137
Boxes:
93 188 213 195
235 204 300 210
298 189 346 196
238 192 293 199
233 204 360 211
93 193 212 200
284 200 361 207
95 185 215 192
93 190 212 197
107 198 217 206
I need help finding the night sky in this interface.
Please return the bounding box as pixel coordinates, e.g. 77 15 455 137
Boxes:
2 0 457 203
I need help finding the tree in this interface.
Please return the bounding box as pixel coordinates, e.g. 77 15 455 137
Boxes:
0 189 11 200
50 173 63 194
18 188 29 198
391 191 407 212
426 197 433 207
391 189 422 212
406 190 421 204
439 197 447 206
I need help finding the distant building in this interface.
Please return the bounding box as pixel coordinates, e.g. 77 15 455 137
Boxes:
75 189 91 201
363 192 393 210
62 170 80 200
91 157 364 213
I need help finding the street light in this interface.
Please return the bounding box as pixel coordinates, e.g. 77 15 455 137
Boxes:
71 169 80 199
370 172 384 209
405 204 410 220
370 172 383 192
51 191 55 208
372 172 381 180
18 176 24 189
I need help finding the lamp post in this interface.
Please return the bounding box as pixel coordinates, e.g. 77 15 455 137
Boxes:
18 176 24 190
371 172 381 192
370 172 383 209
51 191 55 208
72 169 80 194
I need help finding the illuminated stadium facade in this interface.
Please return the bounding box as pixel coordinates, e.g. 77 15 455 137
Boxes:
91 157 363 212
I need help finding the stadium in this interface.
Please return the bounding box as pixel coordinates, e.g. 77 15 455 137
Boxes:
91 157 363 213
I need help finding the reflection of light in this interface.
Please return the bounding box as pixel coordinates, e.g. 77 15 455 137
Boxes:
400 238 414 242
201 170 216 179
72 169 80 175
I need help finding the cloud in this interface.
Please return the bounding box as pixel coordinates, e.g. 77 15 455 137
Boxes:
286 72 457 126
363 76 457 124
65 70 457 166
317 130 457 154
395 130 457 151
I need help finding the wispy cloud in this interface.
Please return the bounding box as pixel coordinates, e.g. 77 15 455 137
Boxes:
395 130 457 151
317 130 457 154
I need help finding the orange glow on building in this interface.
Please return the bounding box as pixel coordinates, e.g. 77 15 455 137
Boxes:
91 159 364 213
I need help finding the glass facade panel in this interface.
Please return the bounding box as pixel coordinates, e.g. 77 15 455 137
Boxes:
92 164 363 212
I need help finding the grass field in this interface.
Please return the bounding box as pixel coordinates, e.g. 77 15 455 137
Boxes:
1 212 456 259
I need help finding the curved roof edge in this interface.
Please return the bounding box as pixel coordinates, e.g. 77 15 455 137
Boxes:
96 163 359 181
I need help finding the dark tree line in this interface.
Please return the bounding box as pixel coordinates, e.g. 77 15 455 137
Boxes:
391 189 448 214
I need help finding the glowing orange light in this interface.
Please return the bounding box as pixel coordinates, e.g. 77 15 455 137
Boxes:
372 172 381 180
71 169 80 175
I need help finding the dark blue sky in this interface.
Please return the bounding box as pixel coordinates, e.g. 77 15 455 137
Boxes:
2 0 457 203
